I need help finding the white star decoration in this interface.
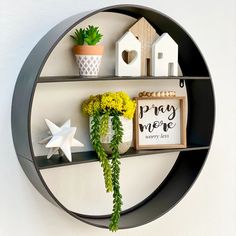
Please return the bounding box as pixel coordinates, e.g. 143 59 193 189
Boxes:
39 119 84 162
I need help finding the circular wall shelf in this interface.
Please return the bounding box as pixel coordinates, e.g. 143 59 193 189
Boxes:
12 4 215 229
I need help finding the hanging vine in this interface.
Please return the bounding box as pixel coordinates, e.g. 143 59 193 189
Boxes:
82 91 136 231
109 113 123 232
90 112 113 193
100 112 109 136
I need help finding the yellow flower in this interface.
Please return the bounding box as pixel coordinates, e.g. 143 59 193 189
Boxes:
82 91 136 119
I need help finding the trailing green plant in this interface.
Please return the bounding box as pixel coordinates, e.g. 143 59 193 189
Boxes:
82 92 136 232
90 112 113 193
70 25 103 46
109 113 123 232
100 112 109 137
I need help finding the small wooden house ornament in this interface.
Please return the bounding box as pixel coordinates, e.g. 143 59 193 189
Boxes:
115 32 141 76
151 33 178 76
129 17 158 76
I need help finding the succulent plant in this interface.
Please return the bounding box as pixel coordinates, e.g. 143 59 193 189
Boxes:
84 25 103 45
70 28 86 45
70 25 103 46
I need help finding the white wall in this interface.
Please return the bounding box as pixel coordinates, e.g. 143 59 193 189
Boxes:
1 0 236 235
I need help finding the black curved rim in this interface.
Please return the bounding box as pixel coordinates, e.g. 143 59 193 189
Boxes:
11 4 215 229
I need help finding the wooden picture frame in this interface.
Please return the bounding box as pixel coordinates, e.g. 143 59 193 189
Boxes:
135 96 186 149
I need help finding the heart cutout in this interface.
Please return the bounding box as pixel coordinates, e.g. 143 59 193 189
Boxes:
122 50 137 64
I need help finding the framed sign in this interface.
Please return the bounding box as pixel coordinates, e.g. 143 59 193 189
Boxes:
135 96 186 149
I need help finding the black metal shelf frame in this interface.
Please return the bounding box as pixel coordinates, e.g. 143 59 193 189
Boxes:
36 145 210 170
11 4 215 230
38 76 210 83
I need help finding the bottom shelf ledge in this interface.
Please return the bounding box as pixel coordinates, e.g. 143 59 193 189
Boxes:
35 145 209 170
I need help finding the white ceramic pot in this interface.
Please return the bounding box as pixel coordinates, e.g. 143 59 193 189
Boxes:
73 45 104 76
90 116 133 154
75 55 102 76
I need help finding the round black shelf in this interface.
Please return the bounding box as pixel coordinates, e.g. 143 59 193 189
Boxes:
11 4 215 229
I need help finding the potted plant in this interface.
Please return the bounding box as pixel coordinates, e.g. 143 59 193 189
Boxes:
70 25 104 76
82 91 136 231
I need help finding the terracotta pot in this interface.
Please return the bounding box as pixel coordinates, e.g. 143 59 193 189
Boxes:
90 116 133 154
73 45 104 76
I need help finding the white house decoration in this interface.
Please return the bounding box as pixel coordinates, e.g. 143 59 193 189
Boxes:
115 31 141 76
39 119 84 162
151 33 178 76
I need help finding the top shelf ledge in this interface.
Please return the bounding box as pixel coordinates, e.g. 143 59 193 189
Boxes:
37 76 210 83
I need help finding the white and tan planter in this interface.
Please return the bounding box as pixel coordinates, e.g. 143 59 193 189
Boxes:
90 116 133 154
73 45 104 76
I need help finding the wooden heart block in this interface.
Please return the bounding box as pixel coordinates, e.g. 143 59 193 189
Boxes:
122 50 137 64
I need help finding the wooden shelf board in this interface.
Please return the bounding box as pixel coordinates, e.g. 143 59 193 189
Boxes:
36 145 209 170
37 76 210 83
